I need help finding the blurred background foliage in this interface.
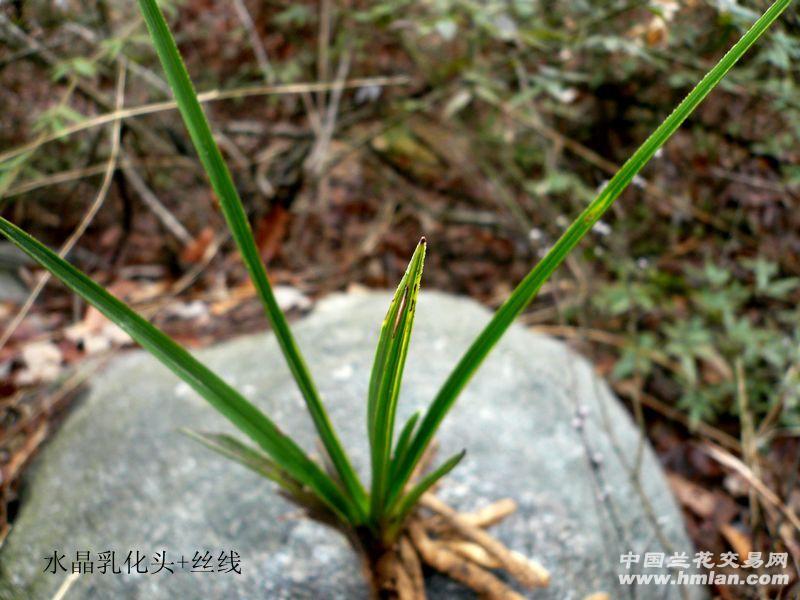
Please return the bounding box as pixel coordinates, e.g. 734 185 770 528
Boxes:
2 1 800 592
1 0 798 459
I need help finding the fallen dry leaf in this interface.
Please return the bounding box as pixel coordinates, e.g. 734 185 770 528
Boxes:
667 472 717 519
64 320 130 355
180 227 215 264
16 341 62 385
719 523 752 559
65 305 131 355
255 205 289 263
210 283 311 316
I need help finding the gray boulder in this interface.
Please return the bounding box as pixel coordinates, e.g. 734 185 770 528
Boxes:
0 291 700 599
0 243 32 303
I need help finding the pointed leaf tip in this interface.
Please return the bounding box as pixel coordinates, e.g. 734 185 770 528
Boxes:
368 238 427 520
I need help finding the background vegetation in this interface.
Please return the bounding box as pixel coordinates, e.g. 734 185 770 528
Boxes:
1 0 798 596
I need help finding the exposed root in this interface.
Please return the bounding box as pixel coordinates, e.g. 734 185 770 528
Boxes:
394 556 416 600
356 493 549 599
297 442 549 599
398 535 425 596
450 498 519 529
441 540 501 569
407 520 527 600
425 498 518 537
420 493 550 589
369 544 406 599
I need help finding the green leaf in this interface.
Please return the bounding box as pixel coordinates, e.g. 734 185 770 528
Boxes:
0 153 33 197
368 239 426 522
386 450 466 539
33 106 85 135
180 429 303 495
180 429 340 517
136 0 366 517
389 410 421 481
274 4 313 27
52 57 97 82
0 216 355 523
101 37 127 61
389 0 793 505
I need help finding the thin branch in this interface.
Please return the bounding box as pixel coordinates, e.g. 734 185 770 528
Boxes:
703 442 800 534
120 157 193 244
305 48 352 177
3 155 195 199
613 380 742 452
0 76 410 165
316 0 332 112
0 13 171 157
231 0 275 83
0 64 127 350
493 97 752 241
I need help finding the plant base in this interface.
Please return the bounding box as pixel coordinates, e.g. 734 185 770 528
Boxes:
357 493 550 600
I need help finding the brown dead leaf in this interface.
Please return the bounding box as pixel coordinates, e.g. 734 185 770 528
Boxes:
51 279 159 356
667 473 717 519
209 282 310 316
719 523 752 559
255 205 289 263
180 227 215 264
64 317 130 355
15 341 62 385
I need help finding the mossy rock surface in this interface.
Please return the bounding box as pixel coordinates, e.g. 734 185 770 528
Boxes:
0 291 702 599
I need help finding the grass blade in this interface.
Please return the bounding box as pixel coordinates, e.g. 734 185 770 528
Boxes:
136 0 366 513
389 0 794 504
181 429 340 517
389 410 421 481
0 216 355 523
180 429 304 494
368 239 426 522
386 450 466 540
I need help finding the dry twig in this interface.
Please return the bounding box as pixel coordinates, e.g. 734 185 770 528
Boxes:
0 77 410 165
703 442 800 534
120 157 193 245
0 64 127 350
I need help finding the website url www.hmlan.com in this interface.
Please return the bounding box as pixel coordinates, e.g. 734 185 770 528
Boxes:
619 571 790 586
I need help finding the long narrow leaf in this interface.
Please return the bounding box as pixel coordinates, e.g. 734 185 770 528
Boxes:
367 243 426 442
388 0 793 506
136 0 366 514
389 410 421 482
181 429 304 492
0 217 355 523
182 429 346 523
368 239 426 522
